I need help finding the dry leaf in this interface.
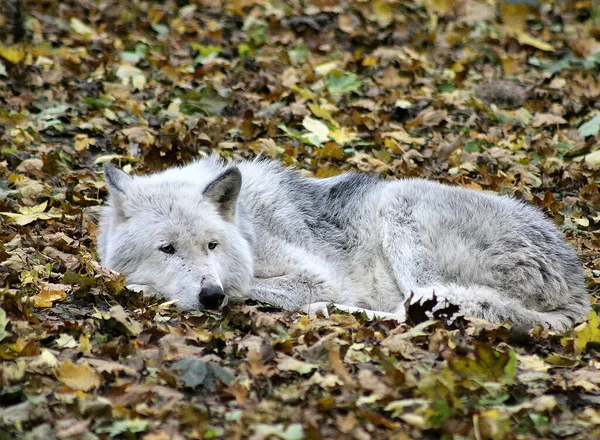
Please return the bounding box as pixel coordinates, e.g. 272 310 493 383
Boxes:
56 360 101 391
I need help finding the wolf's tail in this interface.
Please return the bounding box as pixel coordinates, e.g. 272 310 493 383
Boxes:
405 284 590 331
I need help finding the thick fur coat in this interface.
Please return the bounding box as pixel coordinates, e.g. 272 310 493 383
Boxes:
98 157 590 330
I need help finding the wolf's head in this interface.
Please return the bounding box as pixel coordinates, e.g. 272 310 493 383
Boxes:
98 162 254 310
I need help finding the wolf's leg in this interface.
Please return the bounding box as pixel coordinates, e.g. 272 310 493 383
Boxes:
300 302 406 322
248 276 338 312
405 285 579 331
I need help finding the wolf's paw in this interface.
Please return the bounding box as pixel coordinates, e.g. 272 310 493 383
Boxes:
126 284 159 297
126 284 149 292
299 302 331 318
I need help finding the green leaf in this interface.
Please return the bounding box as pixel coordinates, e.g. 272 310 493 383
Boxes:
151 23 169 36
179 84 231 116
83 96 113 110
243 16 268 46
62 270 95 289
438 83 456 93
464 140 481 153
288 45 309 65
428 400 456 428
449 343 516 386
192 43 222 65
170 357 234 391
119 44 148 64
119 51 142 63
578 113 600 137
326 71 363 96
180 85 231 116
583 51 600 69
191 43 221 57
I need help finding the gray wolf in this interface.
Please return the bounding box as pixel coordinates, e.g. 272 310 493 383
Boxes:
98 156 590 330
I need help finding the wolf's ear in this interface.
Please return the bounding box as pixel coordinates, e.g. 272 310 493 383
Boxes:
203 167 242 221
103 163 132 195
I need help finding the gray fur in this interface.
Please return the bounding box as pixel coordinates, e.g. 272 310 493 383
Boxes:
98 157 590 330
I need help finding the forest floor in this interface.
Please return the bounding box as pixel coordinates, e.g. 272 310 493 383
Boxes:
1 0 600 439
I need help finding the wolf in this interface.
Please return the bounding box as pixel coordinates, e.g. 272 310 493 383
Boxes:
98 156 590 331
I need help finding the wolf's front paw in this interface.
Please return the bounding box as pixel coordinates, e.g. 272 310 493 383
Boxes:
126 284 158 297
299 302 331 318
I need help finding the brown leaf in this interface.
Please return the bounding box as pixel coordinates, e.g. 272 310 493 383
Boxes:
55 360 101 391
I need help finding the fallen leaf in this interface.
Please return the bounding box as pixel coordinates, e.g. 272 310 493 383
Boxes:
276 355 319 375
55 360 101 391
517 33 554 52
170 357 234 390
33 283 69 308
0 45 25 63
0 308 9 342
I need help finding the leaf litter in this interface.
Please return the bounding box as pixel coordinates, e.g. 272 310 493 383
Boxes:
1 0 600 438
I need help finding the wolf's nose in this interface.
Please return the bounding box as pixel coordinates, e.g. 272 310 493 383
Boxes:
199 285 225 310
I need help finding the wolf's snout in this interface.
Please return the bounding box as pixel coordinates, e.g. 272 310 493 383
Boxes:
199 285 225 310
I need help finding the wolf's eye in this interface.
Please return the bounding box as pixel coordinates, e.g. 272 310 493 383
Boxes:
159 244 175 255
208 241 218 251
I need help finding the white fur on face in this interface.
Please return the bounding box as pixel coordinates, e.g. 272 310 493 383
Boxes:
99 176 253 310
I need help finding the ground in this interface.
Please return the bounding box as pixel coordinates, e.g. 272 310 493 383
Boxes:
1 0 600 439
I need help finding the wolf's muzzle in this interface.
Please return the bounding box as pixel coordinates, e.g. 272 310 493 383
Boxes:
199 285 225 310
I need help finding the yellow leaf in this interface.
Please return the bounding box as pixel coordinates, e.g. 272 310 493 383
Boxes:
116 64 147 91
400 413 430 430
70 18 95 37
276 355 318 374
382 130 425 145
517 33 554 52
314 61 337 76
328 128 357 145
55 333 78 349
478 408 512 440
500 4 529 34
362 57 377 67
373 0 393 27
302 116 330 144
315 165 343 178
33 284 68 308
584 150 600 165
545 353 580 368
55 360 101 391
30 349 59 369
74 134 96 152
500 53 522 75
0 45 25 63
308 103 337 126
132 74 146 91
20 201 48 215
422 0 455 16
566 311 600 355
517 354 550 372
294 315 312 332
0 201 62 226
